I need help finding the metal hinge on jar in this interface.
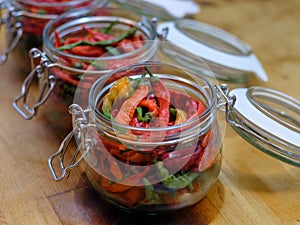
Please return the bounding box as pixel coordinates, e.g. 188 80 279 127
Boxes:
215 84 236 113
215 84 254 131
48 104 94 181
13 48 56 119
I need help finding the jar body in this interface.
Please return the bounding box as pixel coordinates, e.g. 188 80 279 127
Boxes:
6 0 107 74
78 62 223 214
39 7 157 134
84 123 222 213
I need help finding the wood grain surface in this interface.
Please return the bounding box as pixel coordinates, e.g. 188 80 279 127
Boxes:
0 0 299 224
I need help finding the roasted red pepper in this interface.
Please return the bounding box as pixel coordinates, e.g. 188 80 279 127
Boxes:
115 74 149 125
145 66 170 127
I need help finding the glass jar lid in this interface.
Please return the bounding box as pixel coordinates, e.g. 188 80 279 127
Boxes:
157 19 268 84
111 0 200 20
228 86 300 166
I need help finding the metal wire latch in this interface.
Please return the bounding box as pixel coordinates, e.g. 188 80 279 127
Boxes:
0 0 23 64
48 104 94 181
13 48 56 120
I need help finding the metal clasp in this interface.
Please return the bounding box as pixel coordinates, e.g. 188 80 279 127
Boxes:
215 84 236 113
0 0 23 65
48 104 94 181
13 48 56 119
157 26 169 40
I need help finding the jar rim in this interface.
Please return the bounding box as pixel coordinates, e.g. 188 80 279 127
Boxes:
9 0 108 20
14 0 100 8
87 61 217 133
42 7 157 71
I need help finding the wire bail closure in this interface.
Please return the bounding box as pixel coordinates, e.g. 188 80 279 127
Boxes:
13 48 56 119
0 0 23 65
48 104 94 181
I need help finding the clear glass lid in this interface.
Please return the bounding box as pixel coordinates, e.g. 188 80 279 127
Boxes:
228 86 300 167
111 0 200 20
157 19 268 84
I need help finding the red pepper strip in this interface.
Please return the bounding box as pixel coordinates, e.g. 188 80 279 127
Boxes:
107 155 123 180
198 130 219 172
201 129 212 148
117 39 136 53
145 67 170 127
187 100 206 121
64 37 87 45
22 19 46 35
128 152 154 164
182 144 205 172
82 25 115 41
169 89 198 118
166 99 206 136
115 81 149 125
100 167 150 193
129 116 150 129
113 186 145 208
138 99 159 117
100 176 131 193
132 35 144 49
160 144 199 172
54 31 62 48
71 45 105 57
50 67 79 86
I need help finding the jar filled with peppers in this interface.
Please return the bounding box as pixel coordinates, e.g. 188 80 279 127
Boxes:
0 0 108 73
48 60 300 214
13 7 158 134
49 61 224 214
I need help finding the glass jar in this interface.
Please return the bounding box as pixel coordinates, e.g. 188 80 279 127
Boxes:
13 7 158 134
49 61 224 214
0 0 108 73
48 61 300 214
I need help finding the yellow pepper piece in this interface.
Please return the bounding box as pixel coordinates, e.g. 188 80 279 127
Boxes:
174 109 188 125
102 77 131 113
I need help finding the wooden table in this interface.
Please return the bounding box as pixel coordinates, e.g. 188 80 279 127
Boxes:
0 0 299 224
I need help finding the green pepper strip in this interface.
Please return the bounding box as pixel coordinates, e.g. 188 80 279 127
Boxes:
143 178 160 203
100 20 119 34
57 27 137 50
136 106 154 122
162 172 200 189
169 108 177 118
105 46 120 56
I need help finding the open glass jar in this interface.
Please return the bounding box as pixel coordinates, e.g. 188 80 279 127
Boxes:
48 61 300 214
49 61 224 214
0 0 108 73
13 7 158 133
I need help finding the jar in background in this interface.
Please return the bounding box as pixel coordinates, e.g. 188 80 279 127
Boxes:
49 61 224 214
13 7 158 135
0 0 108 73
